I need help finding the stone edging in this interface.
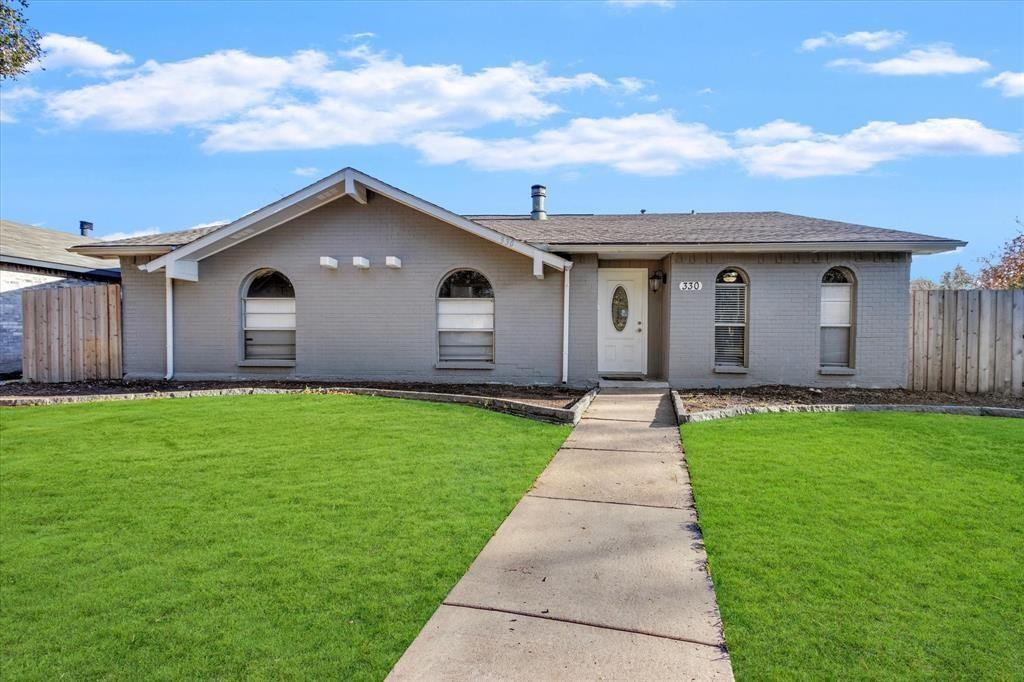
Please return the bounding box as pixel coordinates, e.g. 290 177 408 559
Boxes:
0 385 602 425
670 390 1024 424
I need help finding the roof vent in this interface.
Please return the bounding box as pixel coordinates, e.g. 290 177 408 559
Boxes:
79 220 94 237
531 185 547 221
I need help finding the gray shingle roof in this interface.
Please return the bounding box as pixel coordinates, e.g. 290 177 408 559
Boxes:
0 219 119 271
69 210 959 254
93 223 227 248
467 212 958 246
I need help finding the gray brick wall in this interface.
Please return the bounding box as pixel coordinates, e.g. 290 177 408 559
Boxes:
120 255 168 378
118 195 912 389
126 195 581 384
666 252 910 388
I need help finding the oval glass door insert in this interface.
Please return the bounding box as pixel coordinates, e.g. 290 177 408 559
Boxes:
611 285 629 332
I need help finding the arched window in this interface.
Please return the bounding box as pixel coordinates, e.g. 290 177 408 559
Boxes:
242 270 296 361
715 268 748 367
820 267 855 368
437 269 494 363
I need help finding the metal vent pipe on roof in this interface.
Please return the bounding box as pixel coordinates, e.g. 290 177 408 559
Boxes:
80 220 94 237
531 184 547 221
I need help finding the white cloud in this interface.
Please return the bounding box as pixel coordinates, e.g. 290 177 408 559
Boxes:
696 87 715 95
617 76 646 93
983 71 1024 97
292 166 320 177
39 45 609 151
202 48 607 152
407 113 1017 179
735 119 814 144
46 50 327 130
186 220 229 230
739 118 1019 178
344 32 376 41
36 33 133 71
411 113 735 175
0 86 42 123
101 228 160 241
828 44 989 76
800 30 906 52
606 0 675 7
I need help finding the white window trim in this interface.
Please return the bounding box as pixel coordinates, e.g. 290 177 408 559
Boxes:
819 277 856 370
436 270 496 367
714 277 749 369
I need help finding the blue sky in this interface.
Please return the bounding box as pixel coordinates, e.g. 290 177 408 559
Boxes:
1 0 1021 279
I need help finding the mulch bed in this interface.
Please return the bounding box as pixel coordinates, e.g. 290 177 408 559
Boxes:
0 379 586 409
676 385 1024 411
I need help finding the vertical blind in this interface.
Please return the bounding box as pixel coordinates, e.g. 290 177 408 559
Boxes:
715 283 747 366
820 283 852 367
437 298 494 362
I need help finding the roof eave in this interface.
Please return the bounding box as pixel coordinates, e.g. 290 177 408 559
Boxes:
0 254 121 277
68 245 174 257
545 240 966 255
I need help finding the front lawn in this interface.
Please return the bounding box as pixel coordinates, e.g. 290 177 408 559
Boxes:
0 394 570 679
683 413 1023 679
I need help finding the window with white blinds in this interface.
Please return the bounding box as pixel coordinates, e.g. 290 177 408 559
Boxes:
243 270 296 361
437 270 494 363
820 268 854 367
714 269 748 367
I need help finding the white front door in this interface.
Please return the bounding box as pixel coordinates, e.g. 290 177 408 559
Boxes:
598 268 647 375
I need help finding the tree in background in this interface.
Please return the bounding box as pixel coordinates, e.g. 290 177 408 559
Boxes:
938 264 977 289
977 224 1024 289
0 0 41 80
911 264 975 290
910 277 938 290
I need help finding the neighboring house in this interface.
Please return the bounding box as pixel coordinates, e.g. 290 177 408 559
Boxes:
70 168 963 388
1 220 120 375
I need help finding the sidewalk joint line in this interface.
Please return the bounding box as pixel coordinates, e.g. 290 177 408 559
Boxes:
527 493 686 511
561 446 680 454
442 601 726 652
580 416 676 424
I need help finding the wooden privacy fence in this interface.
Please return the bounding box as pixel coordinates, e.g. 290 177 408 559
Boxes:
22 283 122 382
909 289 1024 396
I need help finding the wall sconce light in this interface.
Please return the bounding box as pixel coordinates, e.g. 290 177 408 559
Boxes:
649 269 667 293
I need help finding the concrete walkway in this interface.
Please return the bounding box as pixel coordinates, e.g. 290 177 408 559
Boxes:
388 389 733 681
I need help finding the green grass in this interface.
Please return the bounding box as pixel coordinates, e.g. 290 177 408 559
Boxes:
682 413 1024 680
0 394 569 680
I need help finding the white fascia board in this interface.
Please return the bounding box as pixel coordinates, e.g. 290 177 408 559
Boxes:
551 240 966 255
145 167 570 277
69 245 173 257
143 168 351 274
166 259 199 282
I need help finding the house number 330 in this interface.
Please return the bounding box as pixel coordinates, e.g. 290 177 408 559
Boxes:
678 281 703 291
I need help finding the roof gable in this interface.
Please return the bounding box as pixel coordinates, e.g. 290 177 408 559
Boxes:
126 168 569 281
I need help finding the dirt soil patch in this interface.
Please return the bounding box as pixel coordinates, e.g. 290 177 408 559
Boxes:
677 385 1024 411
0 379 586 409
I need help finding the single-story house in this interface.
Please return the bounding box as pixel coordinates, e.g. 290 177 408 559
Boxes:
70 167 964 388
1 219 120 375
